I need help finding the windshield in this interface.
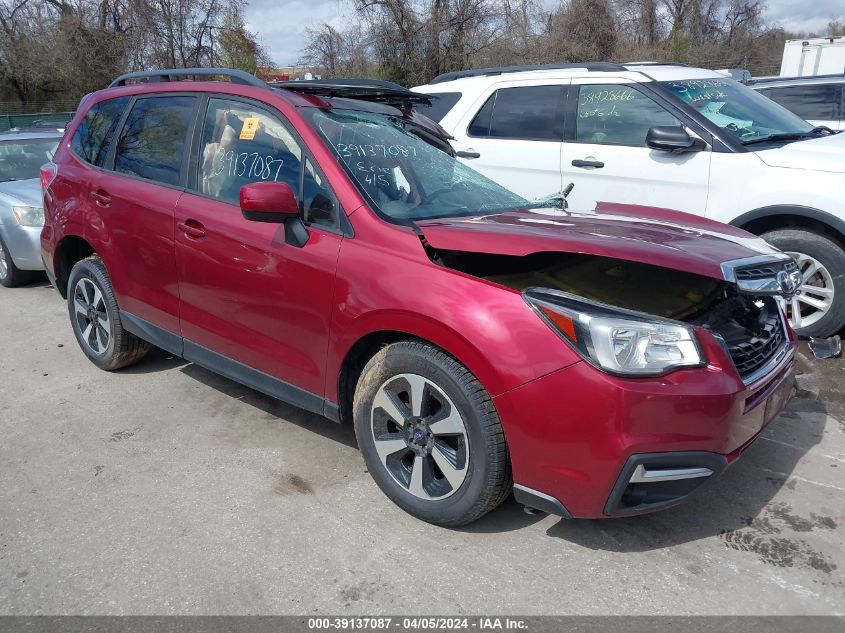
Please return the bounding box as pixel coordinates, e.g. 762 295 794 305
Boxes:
305 109 529 223
660 78 815 144
0 137 59 182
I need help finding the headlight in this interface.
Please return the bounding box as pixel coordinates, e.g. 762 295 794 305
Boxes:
524 288 704 376
12 205 44 227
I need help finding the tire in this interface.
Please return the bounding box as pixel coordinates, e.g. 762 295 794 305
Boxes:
761 229 845 337
353 341 511 526
67 256 151 370
0 234 35 288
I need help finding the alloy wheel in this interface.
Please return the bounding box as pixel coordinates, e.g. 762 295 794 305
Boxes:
370 373 470 500
785 251 835 331
73 277 111 354
0 241 8 280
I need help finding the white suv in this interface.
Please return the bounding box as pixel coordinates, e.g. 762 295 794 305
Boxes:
413 62 845 337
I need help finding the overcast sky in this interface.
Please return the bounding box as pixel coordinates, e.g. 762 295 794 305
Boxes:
244 0 845 67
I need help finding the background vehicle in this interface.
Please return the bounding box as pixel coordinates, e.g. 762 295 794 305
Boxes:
749 75 844 130
42 69 798 526
780 37 845 77
0 130 61 287
413 62 845 337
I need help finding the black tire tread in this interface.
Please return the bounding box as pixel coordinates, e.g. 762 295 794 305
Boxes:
68 256 151 370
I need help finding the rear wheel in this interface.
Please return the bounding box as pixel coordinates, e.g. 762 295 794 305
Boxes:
761 229 845 337
67 256 151 370
353 341 511 526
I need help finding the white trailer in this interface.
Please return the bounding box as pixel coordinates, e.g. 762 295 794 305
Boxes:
781 37 845 76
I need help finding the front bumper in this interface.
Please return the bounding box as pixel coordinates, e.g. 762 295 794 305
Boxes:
0 221 44 271
495 333 797 519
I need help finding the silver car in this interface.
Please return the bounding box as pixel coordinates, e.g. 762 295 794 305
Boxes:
0 131 62 287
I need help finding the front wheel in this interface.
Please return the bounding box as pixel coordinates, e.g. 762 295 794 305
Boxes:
761 229 845 337
353 341 511 526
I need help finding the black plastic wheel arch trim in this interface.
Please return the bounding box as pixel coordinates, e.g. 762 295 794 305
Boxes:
730 205 845 244
513 484 572 518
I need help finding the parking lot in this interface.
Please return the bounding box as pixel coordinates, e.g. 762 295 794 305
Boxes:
1 278 843 615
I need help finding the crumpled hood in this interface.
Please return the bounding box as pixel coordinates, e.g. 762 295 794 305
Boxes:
0 178 43 209
416 202 781 281
753 132 845 173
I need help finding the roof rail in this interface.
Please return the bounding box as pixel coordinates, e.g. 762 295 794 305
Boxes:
428 62 626 84
271 79 432 106
623 61 690 67
109 68 268 88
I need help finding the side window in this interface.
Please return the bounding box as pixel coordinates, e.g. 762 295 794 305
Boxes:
576 85 680 146
197 98 302 206
467 93 495 137
468 86 564 140
70 97 130 167
114 96 196 186
760 85 840 121
414 92 462 122
197 98 340 228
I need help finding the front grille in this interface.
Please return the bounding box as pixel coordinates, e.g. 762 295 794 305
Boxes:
724 310 784 378
734 259 798 281
694 296 786 380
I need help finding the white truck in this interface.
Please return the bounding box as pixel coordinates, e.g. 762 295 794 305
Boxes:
781 37 845 77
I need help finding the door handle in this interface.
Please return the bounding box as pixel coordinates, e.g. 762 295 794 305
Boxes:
90 189 111 206
177 220 206 239
456 149 481 159
571 159 604 168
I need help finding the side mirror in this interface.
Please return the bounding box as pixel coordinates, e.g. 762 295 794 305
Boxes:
646 126 703 152
240 181 309 247
240 181 299 223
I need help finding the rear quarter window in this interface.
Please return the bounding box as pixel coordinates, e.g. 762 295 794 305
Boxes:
414 92 461 122
70 97 130 167
114 96 197 186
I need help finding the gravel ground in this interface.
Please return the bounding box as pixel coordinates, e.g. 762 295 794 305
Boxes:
1 279 843 615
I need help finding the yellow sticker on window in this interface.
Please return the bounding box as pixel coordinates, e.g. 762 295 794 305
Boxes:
240 117 260 140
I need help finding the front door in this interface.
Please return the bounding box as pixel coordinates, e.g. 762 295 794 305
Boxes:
561 78 712 215
448 82 568 199
175 96 343 397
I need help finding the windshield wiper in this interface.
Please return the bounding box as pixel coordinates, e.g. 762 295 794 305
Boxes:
742 128 831 145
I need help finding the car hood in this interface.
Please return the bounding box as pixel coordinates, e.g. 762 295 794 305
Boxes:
753 132 845 173
416 202 781 281
0 178 42 208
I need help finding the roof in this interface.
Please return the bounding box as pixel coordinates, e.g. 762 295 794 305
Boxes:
748 74 845 87
0 130 64 141
418 63 725 88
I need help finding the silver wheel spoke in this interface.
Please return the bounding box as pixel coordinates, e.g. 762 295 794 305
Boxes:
373 388 407 426
406 374 426 417
408 455 426 497
431 445 465 490
801 259 818 282
374 437 408 464
97 312 110 329
82 322 93 345
797 294 829 311
74 299 87 315
429 409 464 436
95 325 108 352
800 285 833 298
92 285 104 311
790 297 802 328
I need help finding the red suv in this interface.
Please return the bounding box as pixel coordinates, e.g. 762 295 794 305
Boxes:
41 69 798 526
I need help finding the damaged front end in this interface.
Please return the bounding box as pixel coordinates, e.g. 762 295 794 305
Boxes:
430 248 797 382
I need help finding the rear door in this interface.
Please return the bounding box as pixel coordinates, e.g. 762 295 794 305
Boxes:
91 94 197 334
175 96 343 397
447 81 568 199
561 77 712 214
